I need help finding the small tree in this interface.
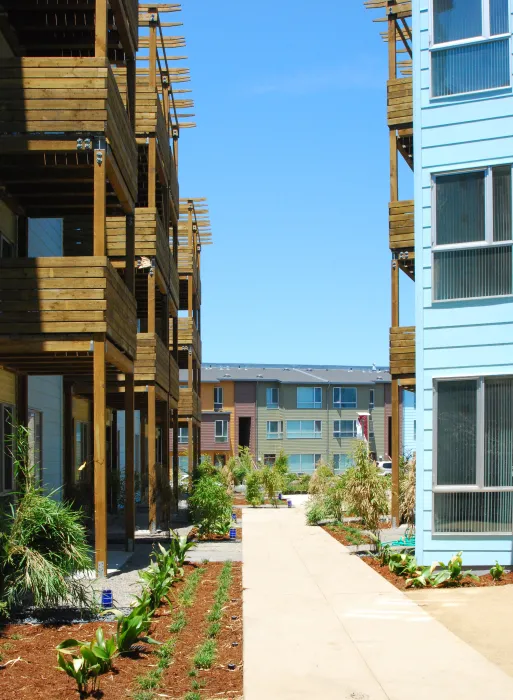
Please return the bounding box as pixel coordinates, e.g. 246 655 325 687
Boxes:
229 446 254 485
399 455 416 537
343 441 389 539
260 465 283 507
188 474 232 536
246 469 264 507
274 450 289 475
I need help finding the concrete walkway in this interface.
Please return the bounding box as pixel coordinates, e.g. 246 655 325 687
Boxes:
243 503 513 700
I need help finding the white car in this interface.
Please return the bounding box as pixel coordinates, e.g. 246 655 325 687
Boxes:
378 460 392 476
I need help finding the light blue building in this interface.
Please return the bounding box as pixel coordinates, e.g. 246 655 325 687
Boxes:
414 0 513 565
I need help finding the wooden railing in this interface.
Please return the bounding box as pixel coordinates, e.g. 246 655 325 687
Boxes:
177 317 200 353
389 326 415 377
178 387 201 421
387 77 413 128
177 245 200 294
389 200 414 251
0 257 137 358
135 333 170 393
113 0 139 53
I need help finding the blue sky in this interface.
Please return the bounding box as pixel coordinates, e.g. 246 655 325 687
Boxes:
177 0 414 367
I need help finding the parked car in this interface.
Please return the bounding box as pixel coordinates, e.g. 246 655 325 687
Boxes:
377 460 392 476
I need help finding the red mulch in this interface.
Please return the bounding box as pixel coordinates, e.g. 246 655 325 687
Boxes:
361 556 513 590
321 523 390 547
0 562 243 700
188 527 242 542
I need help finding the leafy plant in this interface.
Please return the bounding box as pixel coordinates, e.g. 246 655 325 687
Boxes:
179 567 205 608
193 638 216 669
490 560 505 581
138 559 175 611
305 498 328 525
189 474 232 536
399 456 416 536
388 551 418 577
112 607 160 654
260 465 283 507
229 446 254 485
56 630 116 696
245 469 264 507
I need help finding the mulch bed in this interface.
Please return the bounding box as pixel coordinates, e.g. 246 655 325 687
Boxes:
0 561 243 700
321 522 390 547
187 527 242 542
233 496 288 507
361 556 513 590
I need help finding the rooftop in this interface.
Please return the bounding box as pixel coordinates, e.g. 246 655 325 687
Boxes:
197 363 391 385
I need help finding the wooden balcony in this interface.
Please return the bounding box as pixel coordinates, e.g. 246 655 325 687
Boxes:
389 326 415 377
106 209 179 306
387 78 413 128
170 353 179 404
389 200 414 252
177 318 200 355
0 257 137 359
178 387 201 421
135 333 170 394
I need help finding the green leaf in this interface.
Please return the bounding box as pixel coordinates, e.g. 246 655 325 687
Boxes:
56 638 84 650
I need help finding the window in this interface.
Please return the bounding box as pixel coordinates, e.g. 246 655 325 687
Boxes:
0 233 14 258
433 168 513 301
431 0 510 98
0 404 14 493
333 420 357 439
214 387 223 411
287 420 322 439
333 387 357 409
434 377 513 533
413 420 417 441
178 456 189 472
266 387 279 409
74 420 89 482
289 454 322 474
333 454 353 473
178 426 189 444
28 409 43 486
297 386 322 409
263 454 276 466
369 389 375 409
266 421 283 440
215 420 228 443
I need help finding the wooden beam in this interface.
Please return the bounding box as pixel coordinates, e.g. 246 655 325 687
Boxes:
93 338 107 577
16 375 29 428
125 214 135 294
124 371 135 551
94 146 107 256
391 378 400 526
105 340 133 374
148 137 157 209
95 0 108 58
148 384 157 532
106 149 134 214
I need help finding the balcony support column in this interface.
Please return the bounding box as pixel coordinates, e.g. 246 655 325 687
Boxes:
94 140 107 257
125 371 135 551
95 0 108 58
172 408 179 514
148 270 156 334
93 338 107 577
187 417 194 486
125 214 135 294
148 386 157 533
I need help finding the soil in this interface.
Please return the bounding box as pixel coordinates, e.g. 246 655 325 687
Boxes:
233 496 288 507
361 556 513 590
0 561 243 700
321 522 390 547
187 527 242 542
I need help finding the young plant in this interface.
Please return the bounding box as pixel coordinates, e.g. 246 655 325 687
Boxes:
388 551 418 577
189 474 232 536
56 631 116 696
245 469 264 507
305 498 328 526
260 465 283 507
193 638 216 669
168 530 197 569
112 608 160 654
490 560 505 581
399 456 416 537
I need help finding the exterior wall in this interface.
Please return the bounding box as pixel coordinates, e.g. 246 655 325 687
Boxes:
402 391 416 457
201 381 235 457
27 219 64 497
414 2 513 564
234 382 256 455
201 412 232 456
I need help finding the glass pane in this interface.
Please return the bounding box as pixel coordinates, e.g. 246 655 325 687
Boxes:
485 377 513 487
333 388 340 405
289 454 300 471
314 388 322 405
433 0 482 43
432 39 510 98
437 380 477 485
434 491 513 533
490 0 510 35
493 166 512 242
434 246 512 300
297 387 313 407
436 172 485 245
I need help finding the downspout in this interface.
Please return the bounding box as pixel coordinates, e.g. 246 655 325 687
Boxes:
327 382 330 464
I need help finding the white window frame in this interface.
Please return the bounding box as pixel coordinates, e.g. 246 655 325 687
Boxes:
333 420 358 439
178 426 189 444
266 387 279 409
286 420 322 440
333 387 357 409
297 386 322 409
429 0 512 99
214 386 223 411
215 420 229 443
431 166 513 303
433 374 513 535
266 420 283 440
0 403 14 494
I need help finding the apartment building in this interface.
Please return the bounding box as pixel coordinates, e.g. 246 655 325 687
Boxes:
190 365 408 473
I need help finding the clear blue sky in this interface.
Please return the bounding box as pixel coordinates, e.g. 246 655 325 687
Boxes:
177 0 414 367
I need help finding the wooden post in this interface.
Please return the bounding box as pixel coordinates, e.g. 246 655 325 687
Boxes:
163 396 171 527
111 411 118 514
172 408 179 514
95 0 108 58
148 270 156 334
140 413 147 504
93 339 107 577
125 372 135 551
391 379 400 526
148 386 157 532
125 214 135 294
148 138 157 209
94 141 107 257
126 57 136 132
63 379 74 501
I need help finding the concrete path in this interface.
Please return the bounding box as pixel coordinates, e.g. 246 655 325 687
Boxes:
243 503 513 700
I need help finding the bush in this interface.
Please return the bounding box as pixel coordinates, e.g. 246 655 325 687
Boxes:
0 425 92 613
189 475 232 536
308 461 335 496
260 465 283 507
342 441 389 538
245 470 264 506
229 446 254 485
399 456 416 535
305 499 329 525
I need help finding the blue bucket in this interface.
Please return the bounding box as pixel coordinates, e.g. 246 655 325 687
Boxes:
101 589 113 608
287 499 292 508
229 528 237 540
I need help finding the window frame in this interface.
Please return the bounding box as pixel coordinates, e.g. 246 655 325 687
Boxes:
296 386 322 409
286 420 322 440
333 386 357 409
333 420 358 439
214 386 223 411
0 233 15 259
288 453 322 474
215 419 229 443
266 420 283 440
431 166 513 303
429 0 512 100
369 389 375 409
263 454 276 466
266 387 279 409
433 374 513 535
178 426 189 444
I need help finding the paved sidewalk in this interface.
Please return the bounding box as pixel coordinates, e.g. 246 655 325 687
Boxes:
243 503 513 700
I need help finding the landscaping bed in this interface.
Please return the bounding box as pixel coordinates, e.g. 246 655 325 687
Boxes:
187 527 242 542
321 522 390 547
0 562 243 700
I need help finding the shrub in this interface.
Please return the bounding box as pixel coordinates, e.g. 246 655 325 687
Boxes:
168 531 197 569
399 456 416 535
229 446 254 485
189 475 232 536
0 425 92 612
274 450 289 475
490 561 504 581
245 470 264 507
260 465 283 507
305 499 329 525
308 462 335 496
342 441 389 538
